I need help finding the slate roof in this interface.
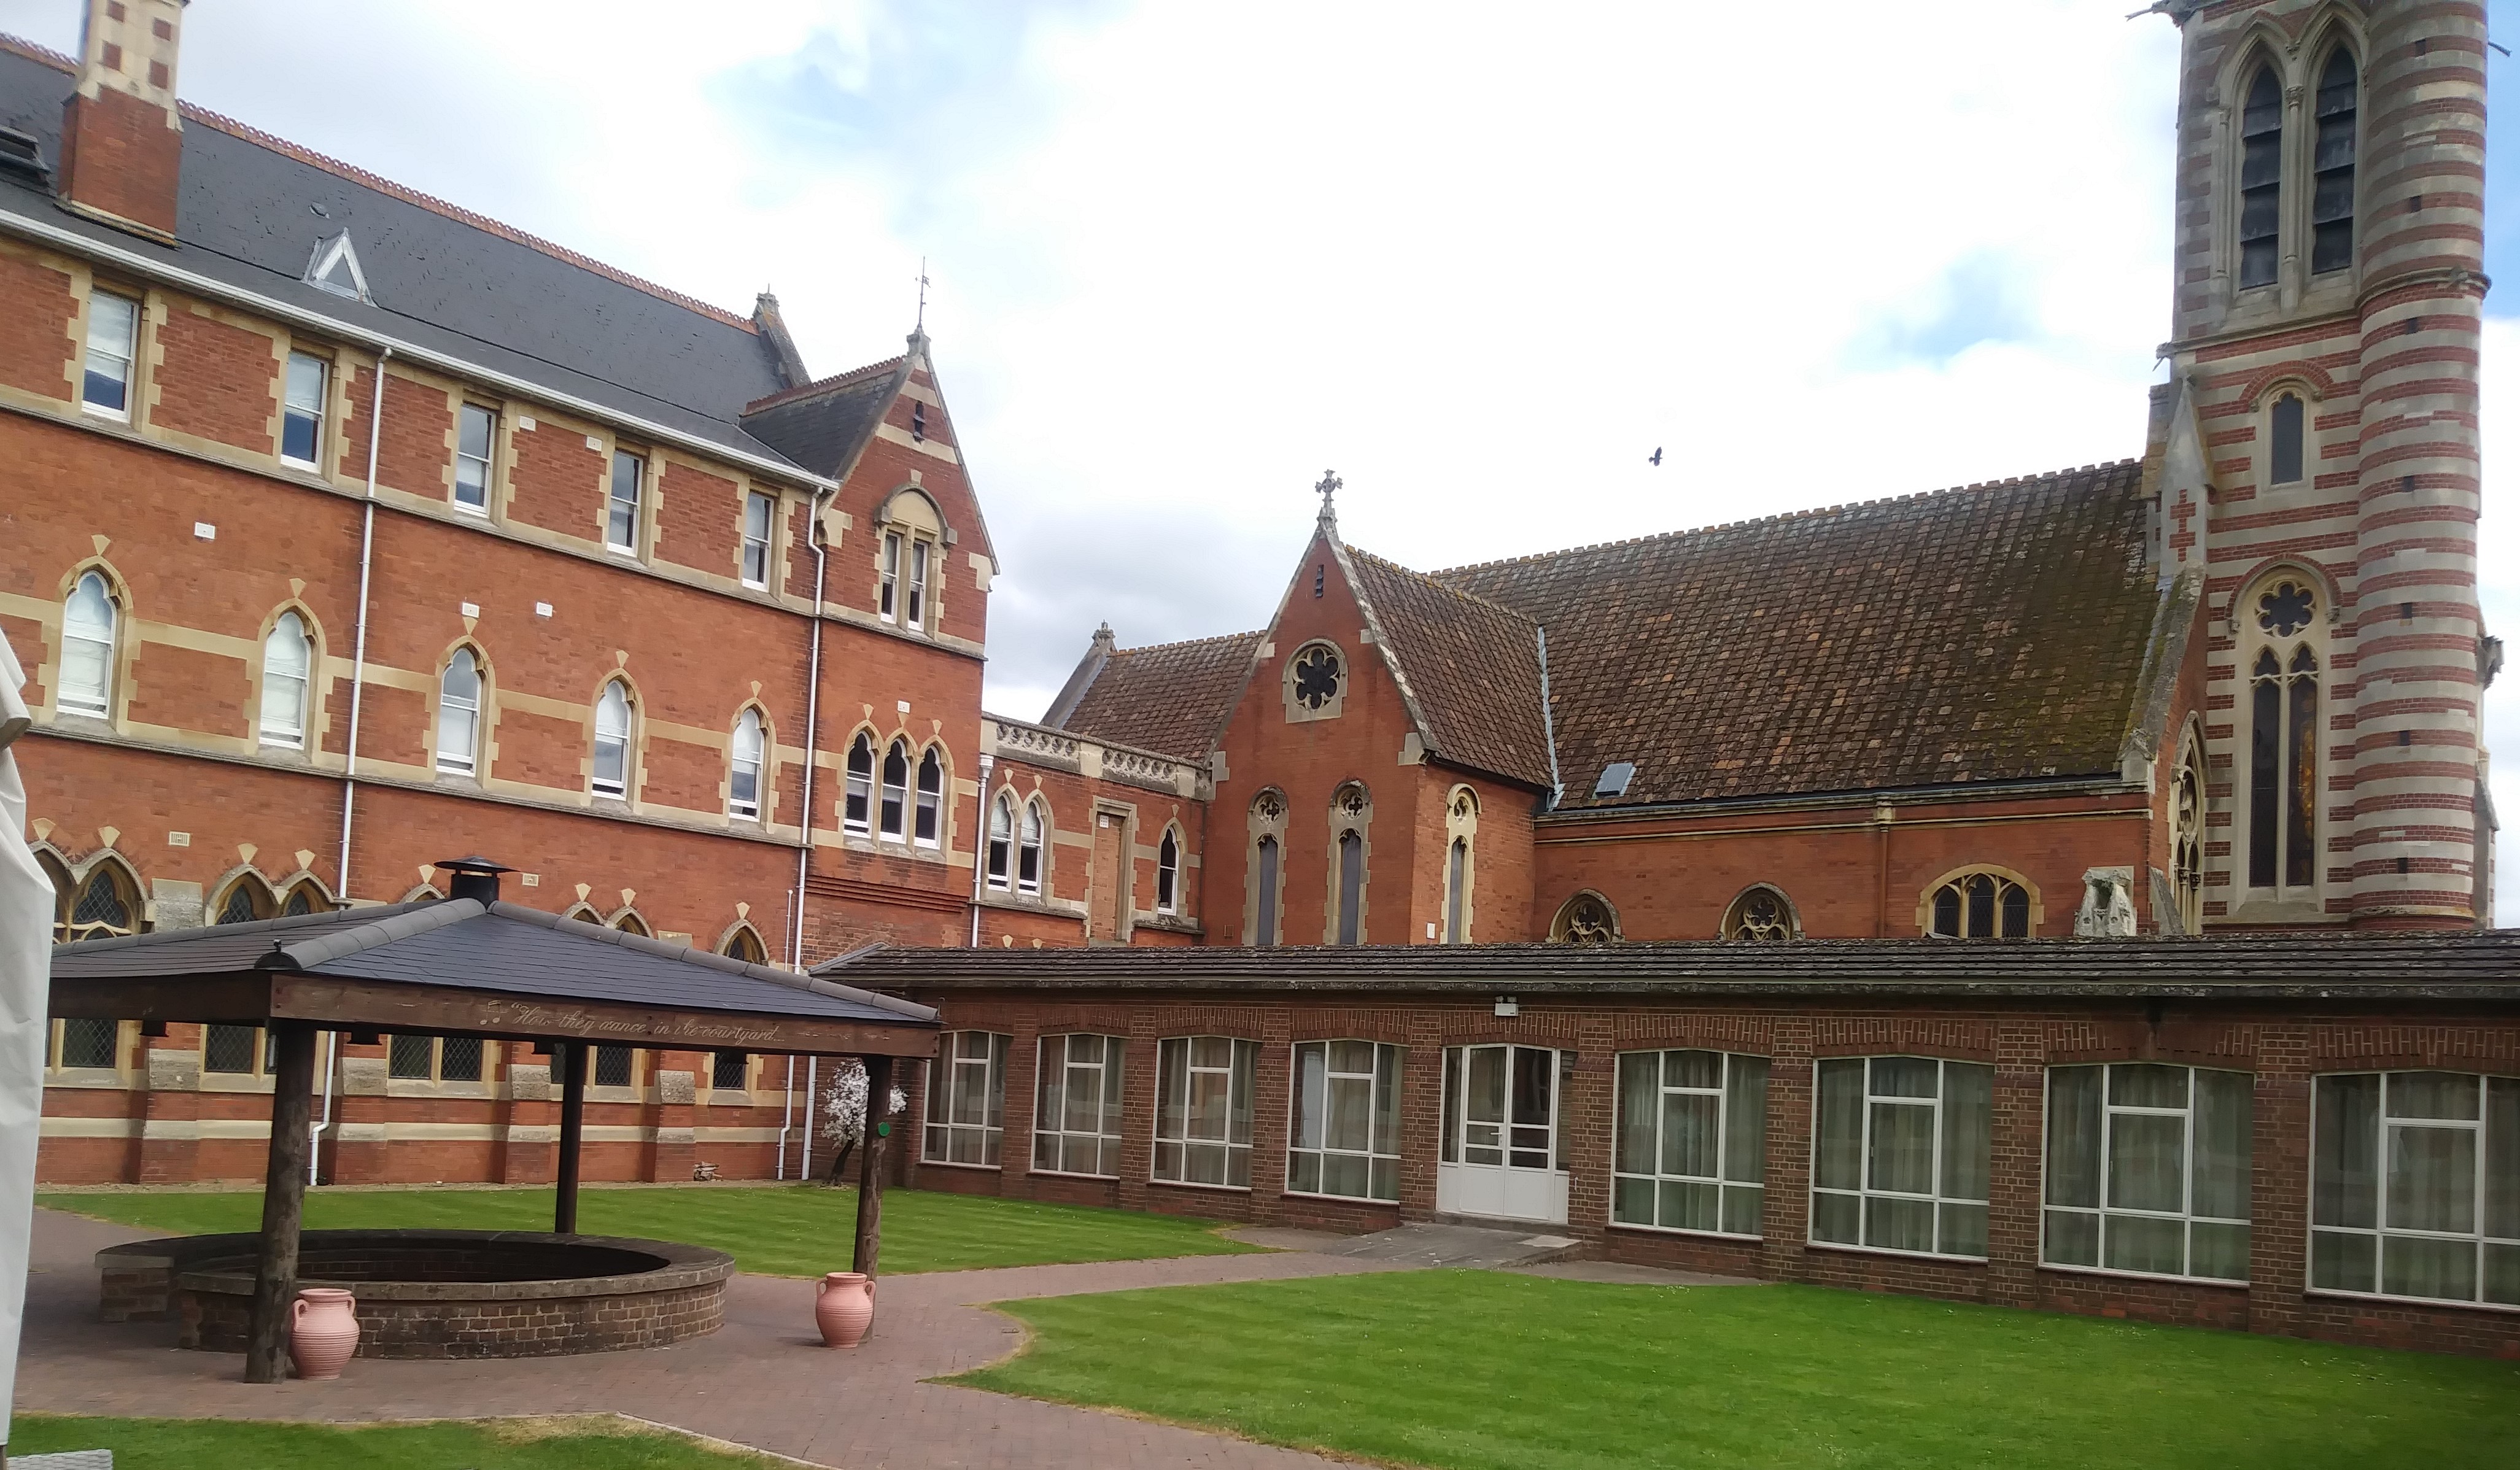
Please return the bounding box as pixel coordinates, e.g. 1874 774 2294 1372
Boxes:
1052 630 1263 762
51 899 937 1027
834 931 2520 1000
1436 462 2160 808
741 357 906 478
1345 546 1554 789
0 37 804 471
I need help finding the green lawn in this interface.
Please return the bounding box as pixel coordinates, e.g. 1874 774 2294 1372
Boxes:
7 1413 783 1468
953 1271 2520 1470
36 1183 1257 1277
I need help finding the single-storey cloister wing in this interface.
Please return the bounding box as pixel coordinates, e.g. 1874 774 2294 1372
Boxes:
823 933 2520 1357
50 858 937 1381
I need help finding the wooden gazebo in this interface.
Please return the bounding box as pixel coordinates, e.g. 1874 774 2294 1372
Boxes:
47 857 937 1382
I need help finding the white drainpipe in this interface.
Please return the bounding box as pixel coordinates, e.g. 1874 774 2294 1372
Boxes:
791 488 833 971
801 1056 818 1179
777 1055 794 1180
968 751 993 945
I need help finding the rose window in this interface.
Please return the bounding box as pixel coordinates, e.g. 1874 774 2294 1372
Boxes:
1292 645 1342 711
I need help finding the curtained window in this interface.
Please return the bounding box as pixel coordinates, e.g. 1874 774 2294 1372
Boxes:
1811 1056 1993 1258
923 1031 1009 1167
1157 828 1181 915
592 682 633 797
843 733 874 834
913 746 944 847
2044 1064 2252 1282
1033 1034 1125 1177
1290 1040 1402 1201
259 613 311 748
59 572 117 719
1615 1050 1769 1237
728 710 764 820
436 649 482 775
986 795 1014 889
1018 800 1045 895
2311 1072 2520 1307
1153 1037 1257 1188
878 739 910 840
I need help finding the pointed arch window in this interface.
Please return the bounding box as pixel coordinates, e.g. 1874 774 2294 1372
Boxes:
878 738 910 840
2311 47 2357 276
1157 827 1181 915
987 794 1015 890
260 612 312 748
2238 64 2282 288
281 883 327 916
720 925 767 964
436 649 482 776
60 571 117 718
592 681 634 799
1723 886 1797 942
215 875 272 925
2173 738 2207 933
1254 837 1281 945
612 910 651 938
729 709 765 820
843 732 875 835
1330 781 1369 946
1443 839 1470 943
2270 393 2305 486
1551 891 1619 946
1019 799 1045 895
915 746 944 848
1928 872 2031 938
2250 644 2321 890
58 863 139 944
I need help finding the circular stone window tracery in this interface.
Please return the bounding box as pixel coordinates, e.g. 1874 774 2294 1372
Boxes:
1291 644 1343 711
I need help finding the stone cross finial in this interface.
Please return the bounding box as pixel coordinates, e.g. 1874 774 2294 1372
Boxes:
1315 470 1341 529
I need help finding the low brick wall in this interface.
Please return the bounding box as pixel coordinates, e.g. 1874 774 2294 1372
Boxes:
98 1229 732 1360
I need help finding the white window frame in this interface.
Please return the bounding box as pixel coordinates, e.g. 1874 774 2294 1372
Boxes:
985 794 1014 891
58 571 117 719
607 449 644 555
454 403 496 515
907 538 929 631
913 746 944 849
1287 1039 1402 1202
741 490 773 589
1156 827 1180 915
923 1031 1009 1167
2041 1063 2253 1285
1154 1036 1257 1190
436 649 482 776
281 350 328 470
1613 1048 1769 1239
258 612 311 749
843 733 874 835
728 708 764 821
592 681 632 799
879 531 901 622
2309 1070 2520 1310
1809 1056 1993 1261
878 738 910 841
1018 800 1045 896
1033 1034 1125 1178
82 289 138 420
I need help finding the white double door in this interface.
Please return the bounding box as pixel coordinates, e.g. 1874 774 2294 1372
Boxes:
1435 1044 1568 1226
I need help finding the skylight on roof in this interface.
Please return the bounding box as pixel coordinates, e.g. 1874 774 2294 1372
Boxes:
304 230 370 303
1592 761 1636 798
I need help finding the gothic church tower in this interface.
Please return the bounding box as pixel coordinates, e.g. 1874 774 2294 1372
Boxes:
2154 1 2489 929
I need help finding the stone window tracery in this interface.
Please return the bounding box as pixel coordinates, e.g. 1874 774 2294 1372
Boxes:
1722 885 1797 942
1926 870 2032 938
1550 891 1619 946
1283 641 1346 722
1443 786 1479 945
1328 782 1370 945
2244 575 2322 894
2173 735 2206 934
1247 788 1289 945
1157 826 1182 915
60 570 118 719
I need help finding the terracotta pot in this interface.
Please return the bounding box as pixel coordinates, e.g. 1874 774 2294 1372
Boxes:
815 1271 875 1348
290 1287 360 1380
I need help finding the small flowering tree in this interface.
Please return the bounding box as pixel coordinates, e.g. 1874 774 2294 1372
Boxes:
820 1059 907 1185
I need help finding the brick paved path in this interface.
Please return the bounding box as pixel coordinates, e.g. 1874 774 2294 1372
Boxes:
17 1209 1418 1468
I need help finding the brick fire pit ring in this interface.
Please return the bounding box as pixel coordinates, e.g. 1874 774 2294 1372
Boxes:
97 1228 734 1360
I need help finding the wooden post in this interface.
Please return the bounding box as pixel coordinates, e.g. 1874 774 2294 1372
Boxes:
851 1055 894 1276
555 1041 586 1235
243 1019 318 1383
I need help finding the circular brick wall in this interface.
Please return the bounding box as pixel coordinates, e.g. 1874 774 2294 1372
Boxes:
100 1229 732 1360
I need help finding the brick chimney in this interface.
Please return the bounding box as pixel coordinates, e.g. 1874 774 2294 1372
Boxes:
57 0 187 242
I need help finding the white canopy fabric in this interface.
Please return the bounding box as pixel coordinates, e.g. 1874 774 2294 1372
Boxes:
0 629 53 1450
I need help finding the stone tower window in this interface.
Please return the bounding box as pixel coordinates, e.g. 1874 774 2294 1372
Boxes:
2238 64 2282 289
2270 393 2305 485
1247 788 1288 945
2311 47 2358 276
2173 735 2206 933
1329 781 1370 945
2249 643 2320 891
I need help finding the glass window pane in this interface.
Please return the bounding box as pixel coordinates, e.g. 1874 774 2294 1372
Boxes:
1295 1043 1325 1150
2487 1078 2520 1241
1872 1056 1940 1098
2046 1067 2103 1210
1324 1152 1368 1199
58 1018 118 1069
2390 1071 2481 1121
1661 1091 1719 1180
1721 1184 1762 1237
1192 1035 1230 1070
1723 1056 1768 1185
1155 1038 1184 1145
1665 1050 1721 1090
2190 1221 2250 1282
1866 1195 1934 1253
388 1034 432 1079
2485 1244 2520 1307
1615 1053 1657 1176
2314 1075 2381 1229
2104 1212 2185 1275
1614 1174 1655 1226
1940 1062 1992 1202
1289 1151 1320 1195
1328 1075 1372 1153
1869 1101 1935 1196
2111 1063 2188 1110
2045 1209 2099 1267
2193 1069 2254 1221
2109 1113 2187 1215
1467 1047 1505 1124
2382 1235 2476 1302
1812 1190 1859 1245
1373 1045 1400 1156
1939 1202 1987 1258
2387 1124 2476 1234
1370 1158 1397 1202
2311 1229 2375 1293
1814 1059 1863 1191
1661 1180 1718 1233
1190 1069 1230 1144
1330 1039 1373 1075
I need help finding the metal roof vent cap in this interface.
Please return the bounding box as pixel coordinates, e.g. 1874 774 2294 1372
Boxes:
436 856 514 905
0 125 50 188
1592 762 1636 799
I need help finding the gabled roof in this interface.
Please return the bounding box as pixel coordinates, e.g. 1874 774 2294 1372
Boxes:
1050 629 1265 761
0 36 803 471
1436 461 2160 809
1343 545 1554 789
50 899 936 1029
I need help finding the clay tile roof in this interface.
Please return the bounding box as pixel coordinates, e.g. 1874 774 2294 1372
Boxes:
1053 631 1264 760
1434 460 2158 808
1344 546 1554 789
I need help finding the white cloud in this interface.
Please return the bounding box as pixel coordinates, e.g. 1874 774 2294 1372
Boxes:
6 0 2509 909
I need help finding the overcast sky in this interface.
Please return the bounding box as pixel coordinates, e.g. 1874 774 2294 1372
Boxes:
7 0 2517 914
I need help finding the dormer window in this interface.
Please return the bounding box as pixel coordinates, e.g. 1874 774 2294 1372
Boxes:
304 231 370 303
1592 762 1636 799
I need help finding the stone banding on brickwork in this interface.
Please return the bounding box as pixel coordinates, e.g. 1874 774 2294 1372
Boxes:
100 1228 732 1360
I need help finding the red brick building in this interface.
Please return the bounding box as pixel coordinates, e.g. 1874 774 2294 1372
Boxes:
7 0 2516 1357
